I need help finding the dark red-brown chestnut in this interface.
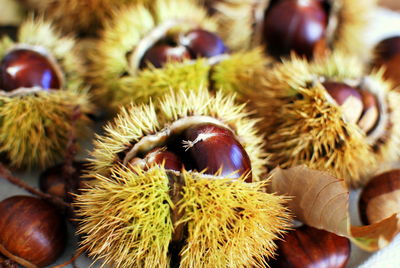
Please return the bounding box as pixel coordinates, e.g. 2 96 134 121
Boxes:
263 0 328 59
129 147 183 172
322 81 363 124
269 225 351 268
139 44 192 69
0 196 67 268
180 29 227 58
0 49 62 92
359 169 400 225
373 36 400 86
181 123 252 182
39 161 88 202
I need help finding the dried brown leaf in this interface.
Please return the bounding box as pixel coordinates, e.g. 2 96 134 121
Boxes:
270 166 400 251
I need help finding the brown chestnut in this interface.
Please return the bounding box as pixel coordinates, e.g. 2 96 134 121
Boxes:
0 49 62 92
373 36 400 86
180 29 227 58
263 0 328 59
270 225 351 268
374 36 400 62
0 196 67 268
359 169 400 225
39 161 89 202
181 123 252 181
322 81 363 125
357 90 379 133
139 44 192 69
129 147 183 171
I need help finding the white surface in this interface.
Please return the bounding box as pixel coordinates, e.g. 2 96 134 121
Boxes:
366 8 400 46
359 235 400 268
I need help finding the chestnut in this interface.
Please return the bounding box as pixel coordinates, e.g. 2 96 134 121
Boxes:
0 196 67 268
139 44 192 69
39 161 89 202
323 81 363 124
139 29 227 69
373 36 400 86
180 29 227 58
270 225 351 268
129 147 183 171
181 123 252 181
359 169 400 225
357 90 379 133
263 0 328 59
0 49 62 92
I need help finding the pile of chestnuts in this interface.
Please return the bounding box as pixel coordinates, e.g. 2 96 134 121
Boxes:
1 0 400 267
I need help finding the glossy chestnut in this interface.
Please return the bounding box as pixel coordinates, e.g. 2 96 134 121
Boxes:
129 147 183 171
263 0 328 59
373 36 400 86
181 123 252 181
322 81 363 124
180 29 227 58
39 161 88 202
359 169 400 225
0 49 62 91
270 225 351 268
139 44 192 69
0 196 67 268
